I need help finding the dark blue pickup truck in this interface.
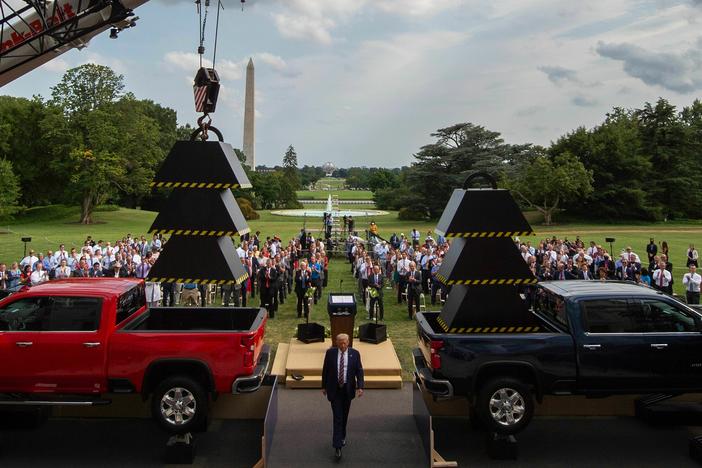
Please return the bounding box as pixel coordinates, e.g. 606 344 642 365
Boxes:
414 280 702 434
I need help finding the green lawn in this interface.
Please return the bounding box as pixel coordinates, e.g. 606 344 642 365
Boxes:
3 205 702 381
296 190 374 200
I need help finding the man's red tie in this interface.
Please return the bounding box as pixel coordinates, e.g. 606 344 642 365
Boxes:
659 270 664 287
338 352 345 386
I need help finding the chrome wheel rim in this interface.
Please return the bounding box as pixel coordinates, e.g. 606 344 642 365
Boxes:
160 387 196 426
488 387 526 427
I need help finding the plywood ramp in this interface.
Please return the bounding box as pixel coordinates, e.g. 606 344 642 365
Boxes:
281 338 403 389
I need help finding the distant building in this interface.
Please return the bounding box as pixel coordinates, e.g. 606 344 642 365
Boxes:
323 162 336 177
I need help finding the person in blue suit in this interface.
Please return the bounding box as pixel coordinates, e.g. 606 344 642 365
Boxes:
322 333 365 460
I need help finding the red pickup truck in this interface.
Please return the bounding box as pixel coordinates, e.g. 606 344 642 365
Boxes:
0 278 269 434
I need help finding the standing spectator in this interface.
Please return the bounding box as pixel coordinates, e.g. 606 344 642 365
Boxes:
652 261 672 294
367 265 384 320
7 262 21 289
396 252 410 304
639 268 652 286
348 216 355 234
295 260 312 318
161 281 176 307
0 263 8 290
311 254 324 305
406 262 422 319
646 238 657 267
661 241 669 258
411 228 420 249
72 259 90 277
181 283 200 306
687 244 699 268
20 249 38 270
683 265 701 305
89 262 104 277
55 259 72 279
29 263 48 285
258 261 277 318
577 262 593 280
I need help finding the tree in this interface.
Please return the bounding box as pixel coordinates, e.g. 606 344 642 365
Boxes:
509 152 593 225
282 145 301 190
0 159 21 219
405 123 516 218
49 64 124 115
368 169 398 192
549 109 656 220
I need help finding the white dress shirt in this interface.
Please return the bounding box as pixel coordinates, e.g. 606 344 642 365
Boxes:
652 269 672 287
683 272 701 292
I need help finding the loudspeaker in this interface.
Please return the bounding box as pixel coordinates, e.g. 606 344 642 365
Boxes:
297 323 325 343
358 323 387 344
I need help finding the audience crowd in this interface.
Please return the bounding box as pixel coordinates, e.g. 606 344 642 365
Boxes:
0 230 332 317
2 228 700 322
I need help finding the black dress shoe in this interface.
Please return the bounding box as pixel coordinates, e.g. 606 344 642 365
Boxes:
335 448 342 460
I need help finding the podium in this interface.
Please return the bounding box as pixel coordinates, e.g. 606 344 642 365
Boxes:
328 294 357 347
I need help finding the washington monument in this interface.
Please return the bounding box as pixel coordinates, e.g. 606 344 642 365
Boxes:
243 57 255 171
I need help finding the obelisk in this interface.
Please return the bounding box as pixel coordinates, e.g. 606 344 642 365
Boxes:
243 58 255 171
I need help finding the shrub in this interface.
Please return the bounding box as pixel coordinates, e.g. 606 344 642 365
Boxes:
398 207 429 221
237 197 260 220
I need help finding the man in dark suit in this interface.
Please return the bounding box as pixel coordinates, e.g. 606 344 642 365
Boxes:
257 261 278 318
367 265 384 320
294 260 312 318
322 334 364 460
407 261 422 319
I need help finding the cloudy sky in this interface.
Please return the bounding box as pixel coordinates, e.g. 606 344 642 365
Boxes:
3 0 702 167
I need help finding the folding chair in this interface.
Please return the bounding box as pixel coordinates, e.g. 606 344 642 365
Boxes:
419 293 427 312
208 284 218 305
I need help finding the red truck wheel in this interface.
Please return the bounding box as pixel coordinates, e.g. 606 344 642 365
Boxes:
151 376 208 434
476 377 534 435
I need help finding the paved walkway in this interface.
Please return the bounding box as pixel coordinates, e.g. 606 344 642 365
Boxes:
268 384 424 467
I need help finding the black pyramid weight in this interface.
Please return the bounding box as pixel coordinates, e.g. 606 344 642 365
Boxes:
435 237 536 285
435 187 532 238
147 131 251 286
151 141 252 189
148 236 248 285
149 188 250 237
436 172 538 333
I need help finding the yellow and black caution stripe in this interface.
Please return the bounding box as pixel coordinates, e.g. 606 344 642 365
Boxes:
149 227 251 237
435 273 538 286
150 182 241 189
445 231 534 238
437 315 449 332
446 326 541 333
148 273 249 285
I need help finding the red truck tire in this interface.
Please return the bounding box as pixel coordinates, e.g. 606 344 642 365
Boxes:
151 375 209 434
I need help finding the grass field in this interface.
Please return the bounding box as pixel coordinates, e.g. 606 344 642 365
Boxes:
2 205 702 380
296 190 374 200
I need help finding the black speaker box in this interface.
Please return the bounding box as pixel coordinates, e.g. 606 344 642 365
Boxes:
297 323 325 343
358 323 387 344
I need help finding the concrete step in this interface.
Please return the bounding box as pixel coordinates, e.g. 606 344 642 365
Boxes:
270 343 290 379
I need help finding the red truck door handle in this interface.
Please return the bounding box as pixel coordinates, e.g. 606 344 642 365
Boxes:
83 342 101 348
583 344 601 350
15 341 33 347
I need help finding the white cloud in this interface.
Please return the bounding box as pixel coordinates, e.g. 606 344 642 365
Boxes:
375 0 464 17
273 13 335 44
40 57 70 73
163 51 244 81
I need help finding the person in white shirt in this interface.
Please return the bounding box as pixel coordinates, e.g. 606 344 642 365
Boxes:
20 250 38 270
30 263 49 285
652 262 672 294
55 259 72 279
54 245 69 264
683 265 701 305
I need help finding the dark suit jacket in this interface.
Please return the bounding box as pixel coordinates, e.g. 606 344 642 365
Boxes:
407 270 422 293
294 269 312 294
322 347 364 402
368 273 384 297
576 270 594 280
257 267 278 292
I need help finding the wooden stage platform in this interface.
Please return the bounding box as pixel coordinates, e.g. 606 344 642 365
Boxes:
271 338 403 389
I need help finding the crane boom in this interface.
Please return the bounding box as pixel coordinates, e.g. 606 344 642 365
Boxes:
0 0 150 87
